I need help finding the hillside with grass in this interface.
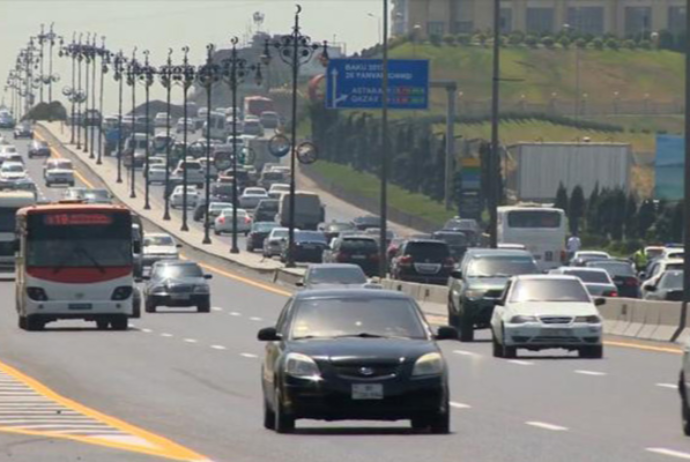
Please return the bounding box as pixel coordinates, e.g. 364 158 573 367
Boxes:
387 42 684 111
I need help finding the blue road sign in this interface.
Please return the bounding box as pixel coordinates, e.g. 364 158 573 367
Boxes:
325 59 429 110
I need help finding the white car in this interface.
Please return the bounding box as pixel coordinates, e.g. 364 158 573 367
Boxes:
1 153 24 166
214 208 251 235
239 187 269 210
0 145 18 155
549 267 618 297
0 162 26 181
207 202 234 220
490 275 605 359
263 227 290 257
268 183 290 199
142 232 181 268
44 159 75 187
642 258 684 298
172 160 204 186
170 185 199 209
154 112 170 128
147 165 167 184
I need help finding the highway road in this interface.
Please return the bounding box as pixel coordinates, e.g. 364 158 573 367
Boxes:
0 128 690 462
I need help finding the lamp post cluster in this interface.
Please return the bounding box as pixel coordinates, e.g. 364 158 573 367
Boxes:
14 9 327 257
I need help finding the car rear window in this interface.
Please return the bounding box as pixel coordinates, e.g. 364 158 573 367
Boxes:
404 242 450 260
565 270 611 284
588 261 635 277
659 271 683 289
341 238 378 252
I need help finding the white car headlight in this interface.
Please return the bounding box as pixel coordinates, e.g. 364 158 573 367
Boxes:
574 315 601 324
285 353 320 378
509 315 538 324
412 352 444 377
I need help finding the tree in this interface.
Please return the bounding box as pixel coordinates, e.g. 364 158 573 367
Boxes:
569 185 586 235
671 201 684 243
610 189 626 241
586 183 600 233
637 199 656 238
554 183 569 212
624 193 638 240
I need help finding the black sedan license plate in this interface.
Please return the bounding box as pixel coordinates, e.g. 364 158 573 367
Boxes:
68 303 92 310
351 383 383 400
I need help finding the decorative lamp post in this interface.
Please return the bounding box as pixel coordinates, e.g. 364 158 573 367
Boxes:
126 48 138 199
159 49 174 221
139 50 155 210
112 50 127 183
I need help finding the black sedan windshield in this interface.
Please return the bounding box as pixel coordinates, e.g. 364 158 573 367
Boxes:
290 297 427 340
153 264 202 279
467 256 538 277
309 267 367 285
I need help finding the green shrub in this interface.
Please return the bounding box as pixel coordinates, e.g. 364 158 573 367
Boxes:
524 35 538 48
605 38 620 50
429 34 442 46
558 36 571 49
592 37 604 50
541 36 555 48
575 37 588 49
456 33 471 45
443 34 456 46
508 31 525 45
624 39 637 50
638 39 652 50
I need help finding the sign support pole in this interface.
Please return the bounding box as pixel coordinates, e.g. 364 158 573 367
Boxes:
379 0 389 278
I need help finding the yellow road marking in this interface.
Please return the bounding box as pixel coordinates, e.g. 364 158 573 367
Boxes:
36 128 687 358
0 360 210 461
34 130 95 189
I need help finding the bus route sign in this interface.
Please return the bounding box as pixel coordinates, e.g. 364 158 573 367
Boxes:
325 59 429 110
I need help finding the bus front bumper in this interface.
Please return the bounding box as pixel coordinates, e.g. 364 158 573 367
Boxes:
23 299 133 318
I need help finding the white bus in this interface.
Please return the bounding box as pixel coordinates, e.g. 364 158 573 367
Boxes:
0 191 35 269
15 204 137 331
497 206 567 271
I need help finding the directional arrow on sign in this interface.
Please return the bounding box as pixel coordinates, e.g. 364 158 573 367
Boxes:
329 67 348 108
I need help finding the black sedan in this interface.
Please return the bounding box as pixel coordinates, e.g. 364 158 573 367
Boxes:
13 122 32 139
246 222 281 252
258 289 456 433
352 215 381 231
28 140 51 158
142 260 212 313
280 230 329 263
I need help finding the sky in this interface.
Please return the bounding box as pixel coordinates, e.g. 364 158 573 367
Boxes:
1 0 386 113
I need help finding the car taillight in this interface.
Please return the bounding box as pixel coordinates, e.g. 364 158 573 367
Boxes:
218 217 225 224
336 252 349 262
605 290 618 297
111 286 133 301
26 287 48 301
244 216 251 224
399 255 413 267
624 277 639 287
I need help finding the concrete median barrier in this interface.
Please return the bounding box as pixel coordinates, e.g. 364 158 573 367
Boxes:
650 302 682 342
273 268 305 286
636 303 662 340
622 301 647 338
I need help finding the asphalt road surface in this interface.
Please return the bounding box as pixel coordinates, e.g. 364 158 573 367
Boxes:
0 128 690 462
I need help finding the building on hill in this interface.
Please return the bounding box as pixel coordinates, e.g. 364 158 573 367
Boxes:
393 0 687 38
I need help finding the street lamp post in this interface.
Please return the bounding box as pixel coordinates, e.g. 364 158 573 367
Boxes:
174 46 195 232
159 49 173 221
60 32 77 143
47 24 61 103
89 33 98 159
82 33 91 154
223 37 262 254
127 48 138 199
489 0 501 248
97 37 108 165
112 51 127 183
197 44 220 245
140 50 154 210
76 33 84 149
262 5 328 267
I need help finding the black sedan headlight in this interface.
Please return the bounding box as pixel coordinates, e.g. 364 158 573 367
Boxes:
411 353 444 377
285 353 321 379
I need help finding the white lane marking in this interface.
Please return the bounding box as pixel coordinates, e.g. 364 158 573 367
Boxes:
449 401 472 409
141 328 153 333
229 312 242 317
646 448 690 460
160 333 173 338
212 307 223 312
249 316 263 322
210 345 227 351
657 383 678 390
574 370 607 376
508 360 535 366
525 421 568 431
240 353 258 359
453 350 480 357
183 338 198 344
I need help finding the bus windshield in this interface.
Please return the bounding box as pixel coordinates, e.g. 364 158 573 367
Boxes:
507 210 562 228
26 212 132 268
0 208 18 233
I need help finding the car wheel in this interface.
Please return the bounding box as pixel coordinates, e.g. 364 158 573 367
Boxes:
428 409 450 434
274 388 295 433
501 325 517 358
214 228 220 236
263 398 276 430
132 298 141 319
96 320 110 330
459 317 474 342
145 300 157 313
681 375 690 436
197 302 211 313
26 316 45 332
46 182 51 187
410 416 429 432
580 345 603 359
492 330 504 358
111 317 129 331
18 316 27 330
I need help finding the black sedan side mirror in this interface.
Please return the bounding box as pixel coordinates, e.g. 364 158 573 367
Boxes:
134 277 143 283
142 274 151 280
594 297 606 306
204 274 213 279
295 280 304 287
257 327 281 341
644 285 657 292
435 326 458 341
176 244 183 248
450 269 462 279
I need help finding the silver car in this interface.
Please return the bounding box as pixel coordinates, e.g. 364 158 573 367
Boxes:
549 267 618 297
263 227 290 258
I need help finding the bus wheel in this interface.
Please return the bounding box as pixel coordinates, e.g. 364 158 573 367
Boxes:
111 317 128 331
96 320 109 330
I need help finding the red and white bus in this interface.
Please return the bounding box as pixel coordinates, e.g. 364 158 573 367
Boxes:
243 96 274 118
15 203 139 331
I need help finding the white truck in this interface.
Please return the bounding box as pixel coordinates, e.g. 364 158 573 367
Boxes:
0 191 36 269
278 191 325 231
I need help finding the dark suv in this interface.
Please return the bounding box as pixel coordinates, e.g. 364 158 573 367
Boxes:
390 239 454 285
323 236 380 276
254 199 279 223
447 250 539 341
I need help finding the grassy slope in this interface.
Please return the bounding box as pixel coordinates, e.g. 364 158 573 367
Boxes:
389 43 684 111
